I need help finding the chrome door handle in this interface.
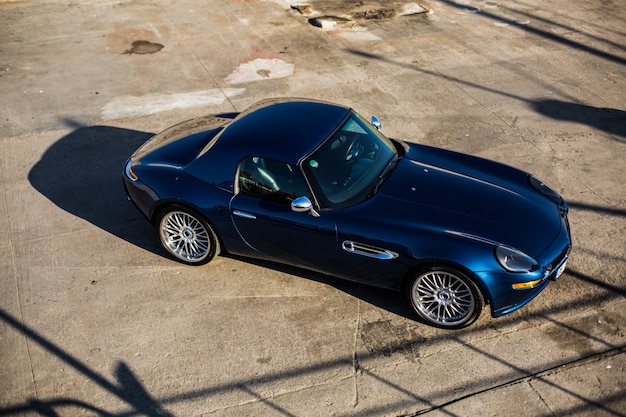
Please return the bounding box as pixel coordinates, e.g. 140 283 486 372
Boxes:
342 240 398 260
233 210 256 219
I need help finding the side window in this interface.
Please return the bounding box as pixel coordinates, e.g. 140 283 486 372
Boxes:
238 157 311 204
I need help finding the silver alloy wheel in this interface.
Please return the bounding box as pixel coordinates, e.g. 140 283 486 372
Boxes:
410 270 476 327
159 210 211 263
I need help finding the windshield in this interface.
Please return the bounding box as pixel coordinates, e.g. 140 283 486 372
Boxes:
303 110 398 209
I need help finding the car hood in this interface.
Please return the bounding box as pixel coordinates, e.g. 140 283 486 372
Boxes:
373 144 562 256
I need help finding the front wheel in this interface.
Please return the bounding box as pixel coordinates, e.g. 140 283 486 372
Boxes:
156 205 219 265
406 266 484 329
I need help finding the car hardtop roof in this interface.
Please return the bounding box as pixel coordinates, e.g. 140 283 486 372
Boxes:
216 98 352 164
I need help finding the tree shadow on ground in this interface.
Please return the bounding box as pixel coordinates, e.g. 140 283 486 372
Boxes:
438 0 626 67
345 48 626 143
28 124 163 255
532 99 626 140
1 272 624 417
0 309 173 417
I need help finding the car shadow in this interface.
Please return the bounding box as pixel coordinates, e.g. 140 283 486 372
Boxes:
28 124 421 322
223 253 420 322
28 124 163 255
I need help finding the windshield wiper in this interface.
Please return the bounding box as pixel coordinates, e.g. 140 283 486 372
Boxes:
369 155 399 197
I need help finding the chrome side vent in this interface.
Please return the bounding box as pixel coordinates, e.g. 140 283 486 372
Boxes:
342 240 398 260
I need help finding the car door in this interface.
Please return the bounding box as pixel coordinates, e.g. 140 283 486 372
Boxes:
230 157 338 272
333 206 410 289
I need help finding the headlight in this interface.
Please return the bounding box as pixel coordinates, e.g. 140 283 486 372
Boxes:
495 246 539 272
529 175 563 204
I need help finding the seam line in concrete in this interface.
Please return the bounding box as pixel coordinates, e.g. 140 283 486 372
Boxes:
528 378 558 417
406 344 626 416
352 299 362 408
0 148 41 411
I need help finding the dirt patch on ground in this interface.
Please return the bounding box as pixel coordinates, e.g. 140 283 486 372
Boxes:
360 320 425 362
292 1 429 28
123 40 164 55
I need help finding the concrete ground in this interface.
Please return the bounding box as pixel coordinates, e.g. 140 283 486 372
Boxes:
1 0 625 416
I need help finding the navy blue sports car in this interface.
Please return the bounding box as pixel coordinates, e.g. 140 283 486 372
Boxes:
123 98 571 328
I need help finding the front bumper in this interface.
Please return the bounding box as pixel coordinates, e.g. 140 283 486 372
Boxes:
122 158 158 221
486 210 571 318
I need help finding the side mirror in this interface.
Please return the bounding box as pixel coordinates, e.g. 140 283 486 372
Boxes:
291 196 320 218
371 116 381 131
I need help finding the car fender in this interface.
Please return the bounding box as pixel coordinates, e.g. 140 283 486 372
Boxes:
145 171 241 252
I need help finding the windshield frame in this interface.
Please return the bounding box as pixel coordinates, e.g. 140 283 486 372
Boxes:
301 110 399 209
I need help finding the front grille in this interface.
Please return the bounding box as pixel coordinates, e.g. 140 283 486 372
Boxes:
545 245 571 279
555 245 570 268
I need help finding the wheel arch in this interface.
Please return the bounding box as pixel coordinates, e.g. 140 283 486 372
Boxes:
401 259 492 306
151 199 195 225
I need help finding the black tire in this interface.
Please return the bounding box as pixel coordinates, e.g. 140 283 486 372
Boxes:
406 265 484 329
156 205 219 265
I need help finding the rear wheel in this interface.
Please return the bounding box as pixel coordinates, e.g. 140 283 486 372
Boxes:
156 205 219 265
406 266 484 329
